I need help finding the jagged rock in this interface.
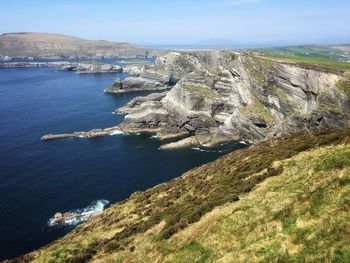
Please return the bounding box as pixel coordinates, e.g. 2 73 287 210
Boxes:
160 136 198 150
41 126 124 141
250 116 268 128
219 110 266 141
105 74 169 93
116 91 168 114
123 101 169 129
105 52 202 93
122 65 144 76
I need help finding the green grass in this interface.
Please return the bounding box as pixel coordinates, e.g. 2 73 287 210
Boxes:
260 53 350 73
262 46 350 62
184 85 219 99
336 79 350 99
169 241 212 263
314 148 350 172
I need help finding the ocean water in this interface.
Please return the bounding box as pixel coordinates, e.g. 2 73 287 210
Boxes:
0 66 244 260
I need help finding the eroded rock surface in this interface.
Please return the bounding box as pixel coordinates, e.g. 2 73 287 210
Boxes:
104 52 201 93
119 51 350 147
42 51 350 149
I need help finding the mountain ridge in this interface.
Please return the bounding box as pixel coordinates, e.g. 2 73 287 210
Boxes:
0 32 164 57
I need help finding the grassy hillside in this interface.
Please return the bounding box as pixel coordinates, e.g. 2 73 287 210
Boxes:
12 129 350 263
256 53 350 74
255 45 350 74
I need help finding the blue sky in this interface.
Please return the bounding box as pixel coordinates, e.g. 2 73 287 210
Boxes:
1 0 349 46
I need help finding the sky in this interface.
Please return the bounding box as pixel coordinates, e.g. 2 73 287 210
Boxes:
1 0 349 47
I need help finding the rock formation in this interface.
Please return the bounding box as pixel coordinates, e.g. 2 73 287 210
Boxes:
42 51 350 149
60 62 122 73
104 52 201 93
41 126 124 141
0 61 122 73
117 51 350 148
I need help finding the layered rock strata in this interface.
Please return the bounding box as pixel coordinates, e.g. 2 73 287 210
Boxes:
42 51 350 149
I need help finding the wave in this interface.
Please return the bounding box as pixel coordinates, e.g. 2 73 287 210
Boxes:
110 130 124 136
47 199 110 228
191 146 224 153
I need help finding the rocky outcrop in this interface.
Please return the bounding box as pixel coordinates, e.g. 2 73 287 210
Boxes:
60 62 122 73
122 65 144 76
104 52 201 93
42 51 350 149
115 91 168 114
41 126 124 141
0 61 122 73
104 73 170 93
117 51 350 148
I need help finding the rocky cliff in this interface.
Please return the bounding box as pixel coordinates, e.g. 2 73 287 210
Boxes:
42 51 350 149
115 51 350 148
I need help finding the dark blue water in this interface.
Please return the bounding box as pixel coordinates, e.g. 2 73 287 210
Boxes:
0 67 242 260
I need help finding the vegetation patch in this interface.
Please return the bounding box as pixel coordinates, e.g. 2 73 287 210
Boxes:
242 55 275 86
183 85 219 99
240 96 276 127
336 79 350 100
260 53 350 73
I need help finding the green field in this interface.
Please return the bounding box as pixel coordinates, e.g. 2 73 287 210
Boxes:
259 53 350 73
262 45 350 61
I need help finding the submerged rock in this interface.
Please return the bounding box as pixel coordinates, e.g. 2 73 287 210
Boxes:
41 126 124 141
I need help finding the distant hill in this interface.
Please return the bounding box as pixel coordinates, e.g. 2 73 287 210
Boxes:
331 44 350 53
0 32 163 57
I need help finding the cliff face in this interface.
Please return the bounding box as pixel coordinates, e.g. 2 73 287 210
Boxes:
0 32 163 57
16 130 350 262
115 51 350 148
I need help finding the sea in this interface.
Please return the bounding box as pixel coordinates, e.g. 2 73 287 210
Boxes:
0 59 245 260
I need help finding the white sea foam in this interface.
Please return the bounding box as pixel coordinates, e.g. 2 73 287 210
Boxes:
47 199 110 227
191 146 208 152
110 130 124 136
191 147 224 153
